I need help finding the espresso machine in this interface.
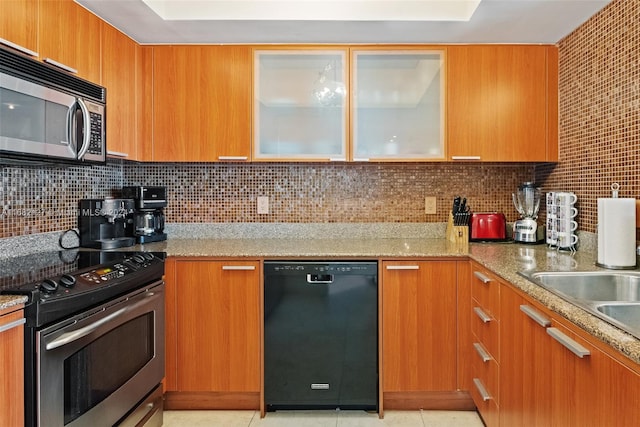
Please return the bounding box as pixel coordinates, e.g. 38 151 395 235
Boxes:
78 198 136 249
122 186 167 244
512 182 544 243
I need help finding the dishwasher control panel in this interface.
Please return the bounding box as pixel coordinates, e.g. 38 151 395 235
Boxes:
264 261 378 276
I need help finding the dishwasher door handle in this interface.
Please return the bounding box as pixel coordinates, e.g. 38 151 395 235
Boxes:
307 274 334 284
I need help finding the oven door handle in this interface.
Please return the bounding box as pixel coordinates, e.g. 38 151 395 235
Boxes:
45 291 157 351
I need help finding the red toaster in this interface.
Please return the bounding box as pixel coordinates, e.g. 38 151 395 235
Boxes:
470 213 507 241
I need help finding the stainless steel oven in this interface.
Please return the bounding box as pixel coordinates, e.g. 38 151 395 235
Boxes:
1 250 165 427
37 282 164 426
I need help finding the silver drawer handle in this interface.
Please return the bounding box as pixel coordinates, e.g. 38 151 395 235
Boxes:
473 342 492 362
0 318 26 333
473 378 492 401
473 271 492 283
547 327 590 358
0 37 38 57
221 265 256 271
473 307 492 323
353 158 370 162
386 265 420 270
452 156 481 161
218 156 248 161
520 304 551 328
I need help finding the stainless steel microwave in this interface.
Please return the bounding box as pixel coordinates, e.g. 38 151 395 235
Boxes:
0 47 106 164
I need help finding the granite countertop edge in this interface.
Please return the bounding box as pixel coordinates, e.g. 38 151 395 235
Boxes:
0 295 28 312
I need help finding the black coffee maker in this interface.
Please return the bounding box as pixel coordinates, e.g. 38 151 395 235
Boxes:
78 198 136 249
122 186 167 244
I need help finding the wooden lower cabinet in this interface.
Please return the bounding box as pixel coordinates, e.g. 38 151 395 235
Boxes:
164 258 261 409
499 279 640 427
500 284 552 427
0 306 25 427
382 260 472 410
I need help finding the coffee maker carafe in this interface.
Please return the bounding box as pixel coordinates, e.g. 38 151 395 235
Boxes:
78 198 135 249
512 182 543 243
122 186 167 244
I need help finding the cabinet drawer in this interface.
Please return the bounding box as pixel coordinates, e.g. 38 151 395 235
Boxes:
471 342 499 403
471 268 500 319
471 375 499 427
471 303 500 362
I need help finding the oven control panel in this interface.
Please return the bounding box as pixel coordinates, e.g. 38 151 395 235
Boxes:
79 263 129 284
32 252 161 297
79 252 157 285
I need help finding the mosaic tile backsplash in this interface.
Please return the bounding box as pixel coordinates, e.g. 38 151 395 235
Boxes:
1 161 532 239
125 162 532 224
535 0 640 234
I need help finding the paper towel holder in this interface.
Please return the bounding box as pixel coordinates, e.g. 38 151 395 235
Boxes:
596 182 638 269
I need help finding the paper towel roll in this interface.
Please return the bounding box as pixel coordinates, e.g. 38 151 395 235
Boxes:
598 198 637 268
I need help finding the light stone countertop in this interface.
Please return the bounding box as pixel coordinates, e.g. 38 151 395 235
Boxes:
0 295 28 312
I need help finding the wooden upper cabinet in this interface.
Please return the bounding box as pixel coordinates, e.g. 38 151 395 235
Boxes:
352 48 445 161
447 45 558 162
136 45 154 161
38 0 101 83
152 45 252 162
0 0 39 56
102 23 137 159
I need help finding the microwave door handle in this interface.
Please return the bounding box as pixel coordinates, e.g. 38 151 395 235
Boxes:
65 101 77 157
75 98 91 159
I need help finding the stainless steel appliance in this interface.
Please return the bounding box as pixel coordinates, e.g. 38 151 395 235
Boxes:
0 250 165 427
78 199 135 249
512 182 543 243
122 186 167 244
264 261 378 411
0 46 106 164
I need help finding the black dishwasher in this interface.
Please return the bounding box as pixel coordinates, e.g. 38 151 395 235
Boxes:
264 261 378 411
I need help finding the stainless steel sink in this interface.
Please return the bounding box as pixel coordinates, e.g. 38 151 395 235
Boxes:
595 303 640 336
520 270 640 339
530 271 640 302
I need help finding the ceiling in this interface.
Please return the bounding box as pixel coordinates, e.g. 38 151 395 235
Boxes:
76 0 612 45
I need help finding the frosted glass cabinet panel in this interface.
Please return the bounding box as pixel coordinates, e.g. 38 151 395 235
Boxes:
352 50 445 160
254 50 348 160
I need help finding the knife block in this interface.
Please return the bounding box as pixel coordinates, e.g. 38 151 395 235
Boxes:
446 212 469 246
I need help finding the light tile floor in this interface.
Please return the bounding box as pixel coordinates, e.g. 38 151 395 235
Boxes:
163 410 485 427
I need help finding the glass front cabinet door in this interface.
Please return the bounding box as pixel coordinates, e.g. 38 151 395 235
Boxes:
352 49 445 161
254 49 348 161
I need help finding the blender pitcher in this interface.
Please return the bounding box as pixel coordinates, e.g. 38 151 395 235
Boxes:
512 182 542 243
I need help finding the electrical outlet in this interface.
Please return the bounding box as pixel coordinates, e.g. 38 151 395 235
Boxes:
425 197 437 214
257 196 269 214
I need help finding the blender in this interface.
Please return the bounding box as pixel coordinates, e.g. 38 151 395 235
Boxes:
512 182 542 243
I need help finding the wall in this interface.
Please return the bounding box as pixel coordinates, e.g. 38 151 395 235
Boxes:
535 0 639 234
0 161 532 239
